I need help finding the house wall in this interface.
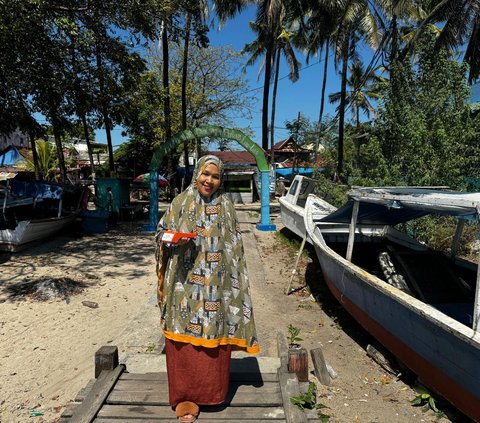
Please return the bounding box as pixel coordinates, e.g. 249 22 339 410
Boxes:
223 172 255 204
0 129 29 150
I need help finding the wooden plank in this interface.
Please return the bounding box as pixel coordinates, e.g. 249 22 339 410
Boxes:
107 382 282 406
120 371 278 383
278 370 308 423
59 402 80 421
276 332 289 373
97 404 286 420
287 347 309 382
75 379 97 402
113 379 279 392
346 200 359 262
95 420 286 423
69 365 125 423
310 347 332 386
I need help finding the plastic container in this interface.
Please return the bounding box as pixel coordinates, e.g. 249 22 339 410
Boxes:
81 210 110 234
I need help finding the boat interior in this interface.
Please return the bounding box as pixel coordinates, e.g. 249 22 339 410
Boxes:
323 234 476 328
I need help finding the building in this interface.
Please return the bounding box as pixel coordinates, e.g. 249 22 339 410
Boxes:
271 136 325 181
0 128 30 150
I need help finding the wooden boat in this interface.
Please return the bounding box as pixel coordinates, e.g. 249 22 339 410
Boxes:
304 188 480 422
278 175 336 241
0 179 87 252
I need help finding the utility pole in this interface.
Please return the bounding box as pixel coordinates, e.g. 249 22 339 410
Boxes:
293 112 301 178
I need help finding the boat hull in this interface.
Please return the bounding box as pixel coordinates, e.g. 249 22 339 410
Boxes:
0 214 77 252
313 239 480 422
279 196 308 240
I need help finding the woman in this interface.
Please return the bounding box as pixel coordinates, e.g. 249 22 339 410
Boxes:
155 155 259 422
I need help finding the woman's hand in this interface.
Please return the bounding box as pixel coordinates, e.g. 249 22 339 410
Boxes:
163 237 192 248
175 237 192 246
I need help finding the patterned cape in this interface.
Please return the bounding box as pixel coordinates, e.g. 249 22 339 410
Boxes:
155 156 259 354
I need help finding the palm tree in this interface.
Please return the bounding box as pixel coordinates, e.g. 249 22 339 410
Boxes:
329 60 382 165
270 27 299 161
329 0 384 179
329 60 381 127
26 140 59 181
402 0 480 83
213 0 290 152
291 0 339 157
244 16 299 159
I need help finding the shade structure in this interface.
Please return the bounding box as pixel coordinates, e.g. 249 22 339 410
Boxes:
133 173 169 187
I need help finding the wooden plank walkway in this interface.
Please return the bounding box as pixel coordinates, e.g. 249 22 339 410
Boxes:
60 336 319 422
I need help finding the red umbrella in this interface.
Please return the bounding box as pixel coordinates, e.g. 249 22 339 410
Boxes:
133 173 169 187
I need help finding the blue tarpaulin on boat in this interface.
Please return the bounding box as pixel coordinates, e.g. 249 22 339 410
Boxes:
10 180 64 199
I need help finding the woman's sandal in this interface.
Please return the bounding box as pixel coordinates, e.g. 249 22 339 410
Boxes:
175 401 200 422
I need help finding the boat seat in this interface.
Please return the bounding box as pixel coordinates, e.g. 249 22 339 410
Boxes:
378 252 415 296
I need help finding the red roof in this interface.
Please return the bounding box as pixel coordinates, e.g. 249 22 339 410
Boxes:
207 151 257 166
273 139 289 150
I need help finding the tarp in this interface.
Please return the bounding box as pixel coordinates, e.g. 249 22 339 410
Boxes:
275 167 315 177
0 146 27 167
10 179 64 200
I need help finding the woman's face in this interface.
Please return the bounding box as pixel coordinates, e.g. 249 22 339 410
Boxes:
196 163 221 198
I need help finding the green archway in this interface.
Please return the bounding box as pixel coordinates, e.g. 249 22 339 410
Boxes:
146 125 275 231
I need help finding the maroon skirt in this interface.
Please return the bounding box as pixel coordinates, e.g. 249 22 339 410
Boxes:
165 338 232 406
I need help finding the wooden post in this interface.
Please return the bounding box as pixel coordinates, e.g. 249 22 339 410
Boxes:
288 346 309 382
277 332 289 372
95 345 119 378
310 347 332 386
346 200 359 262
450 219 465 259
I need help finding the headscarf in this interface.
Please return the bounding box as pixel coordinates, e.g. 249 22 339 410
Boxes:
192 154 225 196
155 155 259 354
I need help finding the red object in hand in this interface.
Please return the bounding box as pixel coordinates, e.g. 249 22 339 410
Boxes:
161 230 197 244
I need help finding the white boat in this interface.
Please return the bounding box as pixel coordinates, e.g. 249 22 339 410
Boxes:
0 179 87 252
305 188 480 422
278 175 336 241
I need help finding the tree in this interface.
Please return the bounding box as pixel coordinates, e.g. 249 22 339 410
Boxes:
332 0 384 180
26 140 59 181
329 60 382 166
329 61 382 127
402 0 480 83
244 16 299 158
290 0 339 156
371 33 477 188
118 43 254 174
0 0 159 180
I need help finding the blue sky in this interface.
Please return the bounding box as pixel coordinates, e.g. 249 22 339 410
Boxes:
98 6 351 150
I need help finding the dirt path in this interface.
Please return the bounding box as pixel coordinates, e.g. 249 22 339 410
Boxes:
0 207 462 422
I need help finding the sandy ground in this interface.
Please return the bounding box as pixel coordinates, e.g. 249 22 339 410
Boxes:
0 204 465 422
